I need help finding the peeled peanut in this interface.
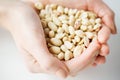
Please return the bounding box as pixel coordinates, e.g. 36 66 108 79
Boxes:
50 38 62 46
48 22 57 31
35 2 102 61
58 52 64 60
49 46 61 54
73 45 83 57
64 41 73 49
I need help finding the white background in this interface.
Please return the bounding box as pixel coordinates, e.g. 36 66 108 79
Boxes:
0 0 120 80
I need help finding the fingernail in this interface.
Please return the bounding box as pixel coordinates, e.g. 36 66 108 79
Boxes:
56 69 67 79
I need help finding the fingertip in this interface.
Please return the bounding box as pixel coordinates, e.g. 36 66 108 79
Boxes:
91 39 101 50
98 25 111 44
100 44 110 56
95 56 106 65
56 69 68 79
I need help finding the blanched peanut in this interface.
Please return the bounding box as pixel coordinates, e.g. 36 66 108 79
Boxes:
69 26 75 35
62 24 69 33
73 45 83 57
60 45 68 52
58 52 64 60
57 27 64 33
48 22 57 31
79 38 84 45
74 19 81 30
74 36 80 42
35 2 44 10
81 18 89 26
93 23 101 30
65 50 73 60
80 25 87 31
62 37 68 42
50 4 57 10
64 41 73 49
84 37 89 47
95 18 101 24
49 46 61 54
50 38 62 46
44 28 50 35
85 32 94 39
55 33 65 39
57 6 64 14
75 11 81 19
39 10 46 18
49 31 55 38
53 16 62 26
75 30 85 37
58 15 68 21
35 3 102 60
64 8 69 14
80 12 88 19
69 15 75 26
89 18 95 25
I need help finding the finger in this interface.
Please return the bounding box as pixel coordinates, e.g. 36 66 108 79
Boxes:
98 25 111 44
94 55 106 65
100 43 110 56
19 48 44 73
43 0 88 10
20 31 69 78
22 46 69 78
65 39 101 75
30 47 69 78
87 0 117 34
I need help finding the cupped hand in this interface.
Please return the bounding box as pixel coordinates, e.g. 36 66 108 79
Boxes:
40 0 116 75
4 2 69 78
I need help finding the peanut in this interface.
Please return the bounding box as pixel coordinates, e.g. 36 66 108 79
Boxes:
35 2 102 61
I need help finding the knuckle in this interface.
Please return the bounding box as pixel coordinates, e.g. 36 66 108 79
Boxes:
108 10 115 18
43 61 55 71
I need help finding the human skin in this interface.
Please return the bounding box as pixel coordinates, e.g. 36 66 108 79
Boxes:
0 0 116 78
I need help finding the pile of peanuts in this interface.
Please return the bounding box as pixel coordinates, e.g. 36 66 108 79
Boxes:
35 2 102 61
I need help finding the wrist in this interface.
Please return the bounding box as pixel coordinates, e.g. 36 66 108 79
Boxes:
0 1 29 32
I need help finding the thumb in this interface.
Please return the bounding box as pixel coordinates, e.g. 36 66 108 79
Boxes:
41 53 69 78
29 44 69 78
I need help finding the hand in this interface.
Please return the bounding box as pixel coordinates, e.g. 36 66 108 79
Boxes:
39 0 116 75
2 2 69 78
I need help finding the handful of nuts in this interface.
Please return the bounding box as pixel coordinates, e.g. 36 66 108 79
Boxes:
35 2 102 61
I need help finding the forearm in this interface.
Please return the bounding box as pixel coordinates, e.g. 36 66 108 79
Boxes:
21 0 87 10
0 1 27 31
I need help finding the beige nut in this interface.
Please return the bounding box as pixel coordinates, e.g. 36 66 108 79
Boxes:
64 50 73 60
85 32 94 39
55 33 65 39
53 16 62 26
50 38 62 46
60 44 68 52
64 41 73 49
35 2 44 10
68 26 75 35
73 45 83 57
83 37 90 47
57 52 64 60
49 46 61 54
48 22 58 31
49 31 55 38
